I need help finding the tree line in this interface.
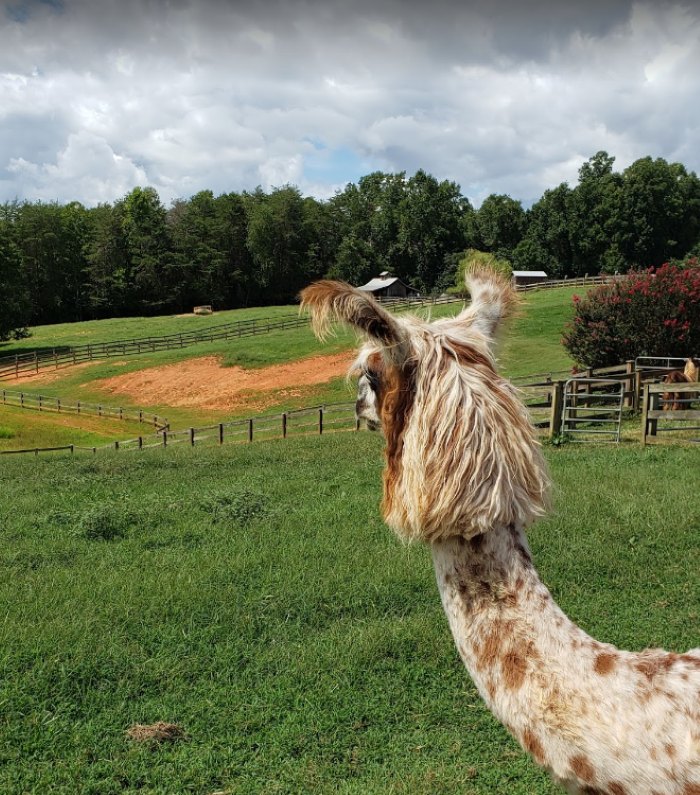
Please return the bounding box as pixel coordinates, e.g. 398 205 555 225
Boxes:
2 151 700 339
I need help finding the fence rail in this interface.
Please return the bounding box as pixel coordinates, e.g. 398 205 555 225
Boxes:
1 276 621 381
0 402 359 457
0 388 168 430
642 382 700 445
0 314 310 380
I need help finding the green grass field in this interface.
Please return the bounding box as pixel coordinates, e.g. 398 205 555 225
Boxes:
0 305 302 356
0 287 581 447
1 435 698 794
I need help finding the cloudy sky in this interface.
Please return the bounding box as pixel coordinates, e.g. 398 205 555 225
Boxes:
1 0 699 208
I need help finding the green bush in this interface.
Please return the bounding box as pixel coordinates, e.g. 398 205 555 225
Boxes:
562 262 700 367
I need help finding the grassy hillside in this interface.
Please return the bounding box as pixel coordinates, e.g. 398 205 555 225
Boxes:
1 434 697 794
0 288 581 447
0 305 301 356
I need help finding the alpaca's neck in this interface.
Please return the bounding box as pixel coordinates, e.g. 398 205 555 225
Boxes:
431 526 607 785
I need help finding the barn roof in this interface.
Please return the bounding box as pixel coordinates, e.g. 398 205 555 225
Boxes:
512 270 548 278
357 272 419 293
357 275 401 291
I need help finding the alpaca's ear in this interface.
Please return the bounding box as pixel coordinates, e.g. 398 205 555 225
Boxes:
451 266 520 341
300 280 410 361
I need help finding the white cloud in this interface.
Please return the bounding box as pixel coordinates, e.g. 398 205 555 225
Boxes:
0 0 699 207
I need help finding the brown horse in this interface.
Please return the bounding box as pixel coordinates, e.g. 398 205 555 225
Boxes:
662 357 699 410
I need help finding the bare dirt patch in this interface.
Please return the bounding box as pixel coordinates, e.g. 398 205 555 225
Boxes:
126 722 187 744
94 352 355 411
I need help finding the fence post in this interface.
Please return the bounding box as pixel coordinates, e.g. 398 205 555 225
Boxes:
15 354 18 378
549 381 564 438
633 369 642 413
57 398 61 412
248 419 253 443
162 430 167 447
624 360 635 408
20 393 24 408
34 351 38 374
70 444 74 454
319 406 324 435
138 436 143 450
189 427 195 446
114 440 119 450
77 400 81 414
39 395 42 412
641 384 650 446
282 412 287 438
219 423 224 445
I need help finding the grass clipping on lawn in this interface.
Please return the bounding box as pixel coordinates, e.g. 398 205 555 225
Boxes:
126 722 187 745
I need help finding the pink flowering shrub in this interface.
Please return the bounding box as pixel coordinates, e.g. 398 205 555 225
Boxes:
562 262 700 367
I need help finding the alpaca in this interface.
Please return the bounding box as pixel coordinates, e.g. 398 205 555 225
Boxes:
662 359 699 411
300 269 700 795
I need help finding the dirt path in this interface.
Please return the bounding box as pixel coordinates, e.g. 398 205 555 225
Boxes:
94 352 355 411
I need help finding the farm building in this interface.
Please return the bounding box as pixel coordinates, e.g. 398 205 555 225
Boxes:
357 272 420 299
511 270 548 287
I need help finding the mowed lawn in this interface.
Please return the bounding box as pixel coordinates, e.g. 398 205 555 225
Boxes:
1 433 698 794
0 287 581 444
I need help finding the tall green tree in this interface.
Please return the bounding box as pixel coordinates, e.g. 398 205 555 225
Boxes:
567 151 623 275
512 183 573 277
615 157 700 268
246 186 316 304
397 169 470 292
84 203 130 317
471 194 527 260
121 187 171 312
0 207 29 339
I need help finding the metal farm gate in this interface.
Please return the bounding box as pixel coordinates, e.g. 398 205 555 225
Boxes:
561 378 625 442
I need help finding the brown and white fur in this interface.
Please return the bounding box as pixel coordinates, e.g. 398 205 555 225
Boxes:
662 359 699 411
300 268 700 795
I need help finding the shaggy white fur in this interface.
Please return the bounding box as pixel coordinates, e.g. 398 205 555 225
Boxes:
300 268 700 795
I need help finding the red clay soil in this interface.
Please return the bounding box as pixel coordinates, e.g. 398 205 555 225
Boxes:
94 352 355 411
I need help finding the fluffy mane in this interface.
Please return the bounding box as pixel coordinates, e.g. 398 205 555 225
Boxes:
300 268 550 543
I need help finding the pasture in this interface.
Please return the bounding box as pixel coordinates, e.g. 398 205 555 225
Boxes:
0 286 581 449
1 435 698 794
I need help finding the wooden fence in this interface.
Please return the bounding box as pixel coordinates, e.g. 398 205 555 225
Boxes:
0 276 622 382
4 355 698 457
641 382 700 445
0 388 168 430
0 314 308 381
0 403 358 457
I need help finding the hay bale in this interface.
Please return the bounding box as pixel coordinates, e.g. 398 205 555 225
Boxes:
193 305 213 315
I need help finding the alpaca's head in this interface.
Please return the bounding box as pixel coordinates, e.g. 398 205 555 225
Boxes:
300 267 550 543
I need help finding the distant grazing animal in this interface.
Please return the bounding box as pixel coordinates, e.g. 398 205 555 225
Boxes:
300 268 700 794
662 358 699 411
